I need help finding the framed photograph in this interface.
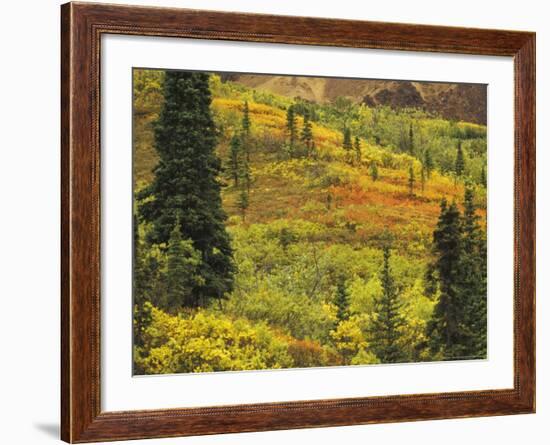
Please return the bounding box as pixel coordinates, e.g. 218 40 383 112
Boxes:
61 2 535 442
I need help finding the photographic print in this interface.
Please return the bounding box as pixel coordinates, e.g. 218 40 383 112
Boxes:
132 69 488 375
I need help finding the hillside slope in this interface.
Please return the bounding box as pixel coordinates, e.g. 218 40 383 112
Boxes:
134 74 487 256
133 71 489 374
221 74 487 125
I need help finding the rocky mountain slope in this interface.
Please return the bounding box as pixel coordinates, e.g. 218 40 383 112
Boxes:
221 74 487 125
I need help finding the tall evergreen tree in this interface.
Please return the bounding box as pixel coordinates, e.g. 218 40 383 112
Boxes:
301 112 313 154
334 279 350 322
228 133 242 187
427 192 488 359
369 245 407 363
133 214 167 309
240 155 252 194
326 191 333 211
459 185 487 357
237 187 249 222
133 213 147 306
426 200 468 358
132 300 152 374
455 140 465 178
165 222 204 309
424 149 434 178
133 214 152 348
242 100 251 136
342 127 353 151
354 136 362 164
409 123 414 155
408 164 415 196
370 161 379 181
138 71 234 306
242 101 251 161
286 105 297 151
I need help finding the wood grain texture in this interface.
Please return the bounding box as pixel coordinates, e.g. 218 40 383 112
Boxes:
60 2 536 442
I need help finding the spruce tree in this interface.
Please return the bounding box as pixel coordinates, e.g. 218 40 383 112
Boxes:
370 161 379 181
286 105 297 152
326 192 333 211
132 301 152 374
460 185 487 357
426 200 468 358
409 123 414 155
242 100 251 136
133 214 166 309
408 164 415 196
354 136 362 164
241 155 251 194
343 127 353 151
334 279 350 322
133 214 150 348
228 134 242 187
369 245 407 363
165 222 204 309
455 140 465 178
427 192 488 359
133 213 147 307
138 71 234 306
480 166 487 187
278 227 295 252
424 149 434 178
242 101 251 161
463 186 478 239
237 187 249 222
301 112 313 154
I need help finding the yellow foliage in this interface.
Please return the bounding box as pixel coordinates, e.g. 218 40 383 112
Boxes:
133 70 488 372
135 304 293 374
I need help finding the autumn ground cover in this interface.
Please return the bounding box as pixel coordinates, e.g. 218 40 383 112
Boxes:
132 70 487 374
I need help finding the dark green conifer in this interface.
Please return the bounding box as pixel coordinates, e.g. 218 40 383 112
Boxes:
228 134 242 187
334 279 350 322
286 105 297 151
370 161 379 181
460 185 487 357
165 222 204 309
138 71 234 305
326 192 333 211
240 155 251 194
133 214 152 348
369 245 407 363
242 100 251 136
455 140 465 178
424 149 434 178
133 213 166 309
278 228 296 251
409 123 414 155
343 127 353 151
354 136 362 164
237 187 249 222
426 200 467 358
301 112 314 154
242 101 251 161
426 190 487 359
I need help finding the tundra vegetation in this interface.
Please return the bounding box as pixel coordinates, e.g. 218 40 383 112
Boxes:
132 69 487 374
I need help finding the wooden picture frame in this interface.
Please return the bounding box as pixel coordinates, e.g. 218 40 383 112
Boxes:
61 2 535 442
